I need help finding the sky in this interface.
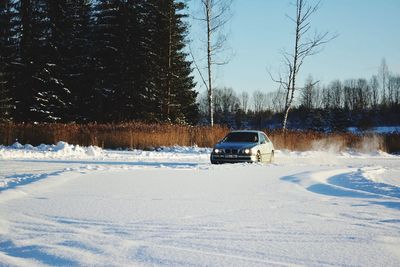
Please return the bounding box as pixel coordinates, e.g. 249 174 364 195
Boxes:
188 0 400 95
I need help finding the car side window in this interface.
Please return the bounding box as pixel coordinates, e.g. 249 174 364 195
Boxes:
259 134 266 144
262 133 270 143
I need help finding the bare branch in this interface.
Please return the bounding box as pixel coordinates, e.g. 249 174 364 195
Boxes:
189 45 208 91
269 0 336 133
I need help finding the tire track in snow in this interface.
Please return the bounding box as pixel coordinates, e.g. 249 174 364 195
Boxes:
282 168 400 200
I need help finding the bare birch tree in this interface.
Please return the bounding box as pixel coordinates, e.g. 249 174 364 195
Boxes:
252 90 267 113
193 0 233 126
378 58 389 106
369 75 379 109
270 0 336 132
240 91 249 112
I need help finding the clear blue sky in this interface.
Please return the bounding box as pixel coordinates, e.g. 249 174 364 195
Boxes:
188 0 400 95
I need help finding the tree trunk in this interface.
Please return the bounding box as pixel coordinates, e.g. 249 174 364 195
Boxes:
206 0 214 127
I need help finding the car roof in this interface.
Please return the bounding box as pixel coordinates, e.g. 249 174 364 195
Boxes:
229 130 264 134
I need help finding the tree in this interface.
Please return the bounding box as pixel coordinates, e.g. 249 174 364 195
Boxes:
266 89 286 113
270 0 336 133
194 0 233 126
369 75 379 109
329 80 343 109
378 58 389 106
90 0 197 123
252 90 267 113
240 91 249 112
215 87 238 124
154 0 198 123
300 75 319 110
0 0 17 122
388 74 400 106
12 0 36 122
29 0 74 122
91 0 125 122
14 0 57 122
63 0 93 122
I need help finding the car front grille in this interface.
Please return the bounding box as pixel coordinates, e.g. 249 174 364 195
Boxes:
225 149 238 154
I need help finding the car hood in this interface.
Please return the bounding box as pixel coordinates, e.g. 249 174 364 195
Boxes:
214 142 256 150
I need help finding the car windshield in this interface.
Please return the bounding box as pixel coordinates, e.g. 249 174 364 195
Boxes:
223 132 258 143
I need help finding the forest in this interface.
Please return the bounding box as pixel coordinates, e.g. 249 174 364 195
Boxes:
198 64 400 131
1 0 399 132
0 0 198 124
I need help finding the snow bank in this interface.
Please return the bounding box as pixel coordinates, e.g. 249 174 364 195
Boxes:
0 141 103 159
360 166 400 188
156 145 211 154
0 142 211 160
1 140 395 162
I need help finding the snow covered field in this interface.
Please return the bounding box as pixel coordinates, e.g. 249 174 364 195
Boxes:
1 143 400 266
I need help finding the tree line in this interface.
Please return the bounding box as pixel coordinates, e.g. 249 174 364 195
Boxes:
0 0 198 124
1 1 399 132
198 60 400 131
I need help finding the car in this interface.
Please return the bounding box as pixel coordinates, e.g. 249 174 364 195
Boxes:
210 130 274 164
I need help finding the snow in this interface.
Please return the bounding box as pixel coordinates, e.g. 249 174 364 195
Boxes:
347 126 400 134
0 143 400 266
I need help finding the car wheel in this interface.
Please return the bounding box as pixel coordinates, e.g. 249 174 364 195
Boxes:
270 151 274 163
256 151 262 163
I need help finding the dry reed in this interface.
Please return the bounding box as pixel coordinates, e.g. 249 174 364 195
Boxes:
0 123 398 153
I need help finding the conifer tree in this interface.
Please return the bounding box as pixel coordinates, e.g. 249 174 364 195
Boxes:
92 0 125 122
28 0 72 122
0 0 17 121
151 0 197 123
10 0 31 122
60 0 93 122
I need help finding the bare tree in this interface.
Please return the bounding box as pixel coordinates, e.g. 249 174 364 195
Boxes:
192 0 233 126
270 0 336 132
300 75 319 109
330 80 343 109
240 91 249 112
266 89 286 113
219 87 239 114
369 75 379 108
378 58 389 106
252 90 267 113
388 74 400 105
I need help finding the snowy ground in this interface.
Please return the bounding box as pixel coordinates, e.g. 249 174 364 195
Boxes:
1 142 400 266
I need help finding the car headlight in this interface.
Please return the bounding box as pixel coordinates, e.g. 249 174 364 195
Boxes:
214 148 221 154
243 148 251 155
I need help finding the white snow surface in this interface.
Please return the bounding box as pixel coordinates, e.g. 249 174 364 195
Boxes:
1 143 400 266
347 126 400 134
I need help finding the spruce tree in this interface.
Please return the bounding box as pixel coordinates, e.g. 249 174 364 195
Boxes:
29 0 72 122
92 0 125 122
0 0 17 122
168 1 198 123
9 0 34 122
113 0 142 121
61 0 93 122
11 0 70 122
151 0 198 123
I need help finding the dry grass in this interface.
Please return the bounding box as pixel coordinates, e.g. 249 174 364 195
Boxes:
0 122 229 150
0 122 399 153
267 130 380 152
